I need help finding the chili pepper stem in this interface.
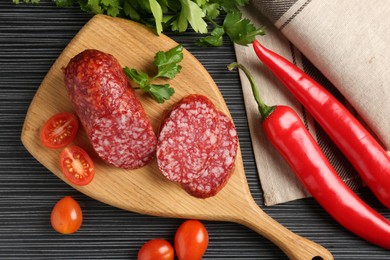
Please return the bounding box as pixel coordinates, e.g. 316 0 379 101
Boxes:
227 62 275 121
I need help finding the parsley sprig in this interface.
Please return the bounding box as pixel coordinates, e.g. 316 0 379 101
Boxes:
123 45 183 104
197 10 265 47
14 0 265 46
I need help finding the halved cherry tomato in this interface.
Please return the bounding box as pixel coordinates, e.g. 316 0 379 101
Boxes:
59 146 95 186
174 220 209 260
40 112 79 149
50 196 82 234
137 239 174 260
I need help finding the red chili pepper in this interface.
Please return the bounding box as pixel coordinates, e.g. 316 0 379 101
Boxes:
252 40 390 208
227 62 390 250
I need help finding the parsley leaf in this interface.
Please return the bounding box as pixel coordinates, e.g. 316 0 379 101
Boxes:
123 45 183 103
196 26 225 47
149 0 163 35
197 8 265 47
55 0 74 7
123 68 149 88
223 11 265 45
101 0 121 17
13 0 40 3
79 0 103 14
182 0 207 33
203 3 220 20
145 84 175 104
171 0 207 33
219 0 248 12
153 45 183 79
17 0 266 47
123 1 141 21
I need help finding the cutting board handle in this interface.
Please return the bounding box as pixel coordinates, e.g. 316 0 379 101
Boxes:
232 198 333 260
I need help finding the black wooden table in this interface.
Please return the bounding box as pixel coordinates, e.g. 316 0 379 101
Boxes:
1 1 389 259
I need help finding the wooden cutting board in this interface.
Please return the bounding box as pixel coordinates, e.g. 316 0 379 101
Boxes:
21 14 332 259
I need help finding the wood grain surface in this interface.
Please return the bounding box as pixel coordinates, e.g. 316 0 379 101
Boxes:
3 1 390 259
20 14 332 259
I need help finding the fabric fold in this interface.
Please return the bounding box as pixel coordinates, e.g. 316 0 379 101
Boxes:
234 0 389 205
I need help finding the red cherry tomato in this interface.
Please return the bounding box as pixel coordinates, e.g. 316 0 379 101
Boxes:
174 220 209 260
59 146 95 186
40 112 79 149
50 196 83 234
137 239 174 260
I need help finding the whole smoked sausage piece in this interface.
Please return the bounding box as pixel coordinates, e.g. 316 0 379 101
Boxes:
64 49 157 169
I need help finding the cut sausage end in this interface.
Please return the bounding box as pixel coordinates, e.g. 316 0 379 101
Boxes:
157 94 238 198
182 112 238 198
157 94 220 183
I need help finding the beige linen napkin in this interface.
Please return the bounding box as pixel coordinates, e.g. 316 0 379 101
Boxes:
234 0 389 205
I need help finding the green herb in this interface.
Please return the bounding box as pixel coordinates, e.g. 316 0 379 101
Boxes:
13 0 40 3
13 0 265 46
123 45 183 103
196 26 225 47
223 11 266 45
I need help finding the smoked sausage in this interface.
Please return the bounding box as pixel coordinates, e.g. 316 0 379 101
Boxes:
157 94 238 198
64 49 157 169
